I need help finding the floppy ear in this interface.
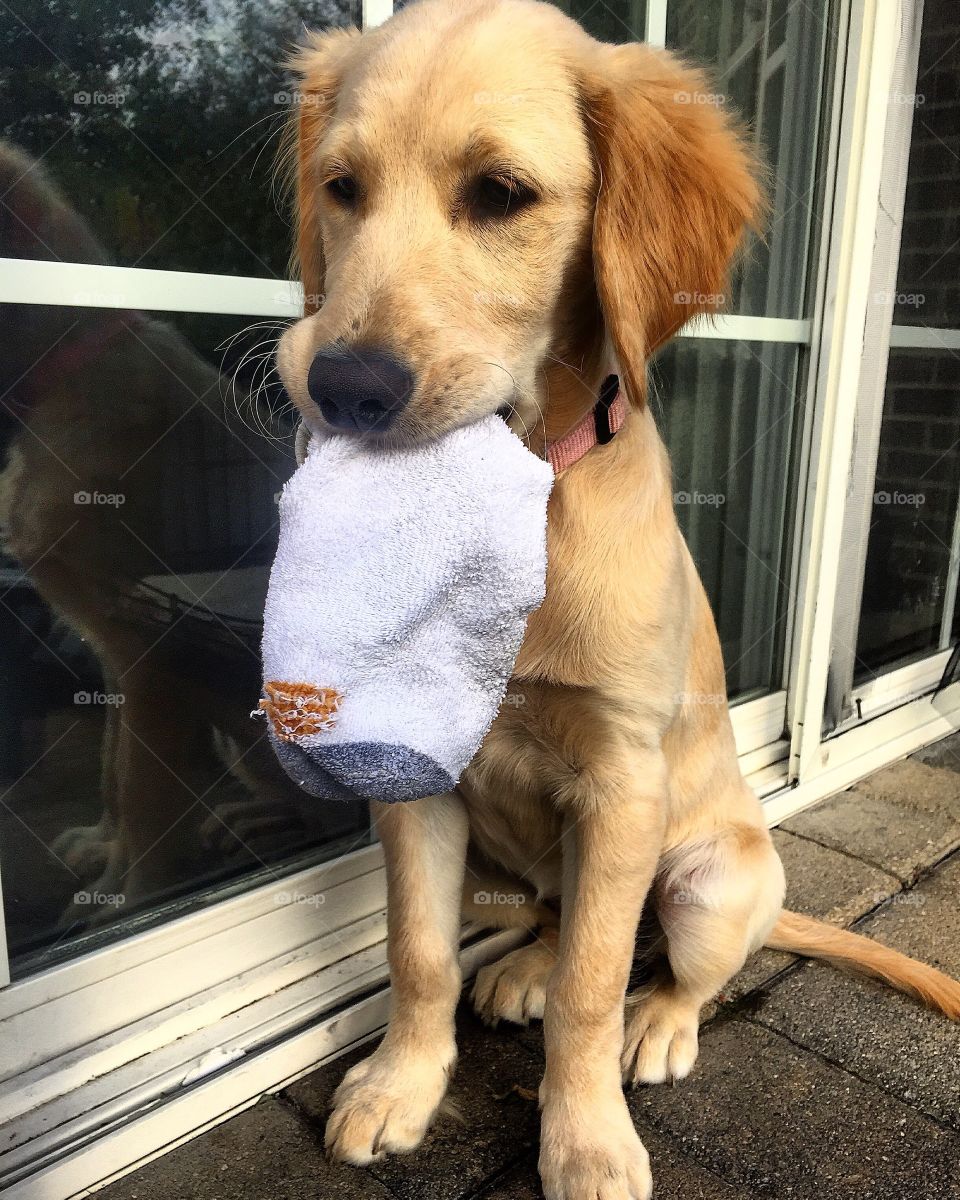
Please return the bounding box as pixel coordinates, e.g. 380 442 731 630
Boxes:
580 44 764 408
283 28 359 316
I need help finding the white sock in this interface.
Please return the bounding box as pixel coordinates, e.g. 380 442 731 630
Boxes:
258 416 553 801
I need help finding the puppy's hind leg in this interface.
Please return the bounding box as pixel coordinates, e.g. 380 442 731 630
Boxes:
622 819 785 1086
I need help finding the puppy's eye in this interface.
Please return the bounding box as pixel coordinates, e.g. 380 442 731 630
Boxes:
327 175 358 206
471 174 534 220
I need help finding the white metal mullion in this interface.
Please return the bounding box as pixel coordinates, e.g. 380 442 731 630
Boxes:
824 0 924 726
0 258 304 319
889 325 960 349
680 315 811 342
788 0 904 782
781 0 854 716
644 0 667 47
0 859 9 988
0 260 812 340
939 502 960 649
361 0 393 29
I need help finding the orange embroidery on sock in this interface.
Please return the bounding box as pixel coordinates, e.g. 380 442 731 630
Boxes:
259 681 342 741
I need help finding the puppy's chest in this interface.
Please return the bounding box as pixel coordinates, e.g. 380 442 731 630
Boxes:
458 682 589 897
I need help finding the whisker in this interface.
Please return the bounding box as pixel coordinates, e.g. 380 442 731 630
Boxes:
482 361 546 450
210 110 289 164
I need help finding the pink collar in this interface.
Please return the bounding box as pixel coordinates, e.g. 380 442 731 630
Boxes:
546 374 627 473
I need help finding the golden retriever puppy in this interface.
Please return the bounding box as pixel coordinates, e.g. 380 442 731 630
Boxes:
275 4 960 1198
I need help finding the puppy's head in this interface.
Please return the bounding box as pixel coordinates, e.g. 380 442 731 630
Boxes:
277 0 762 446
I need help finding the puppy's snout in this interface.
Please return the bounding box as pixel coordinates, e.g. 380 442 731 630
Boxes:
307 347 415 434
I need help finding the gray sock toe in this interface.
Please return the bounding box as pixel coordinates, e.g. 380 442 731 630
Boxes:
313 742 454 802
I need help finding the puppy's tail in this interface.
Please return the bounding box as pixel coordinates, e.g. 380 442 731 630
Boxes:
766 909 960 1020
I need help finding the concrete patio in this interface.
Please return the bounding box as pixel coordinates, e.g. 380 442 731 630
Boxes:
102 737 960 1200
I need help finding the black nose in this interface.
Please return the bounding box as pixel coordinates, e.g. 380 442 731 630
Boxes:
307 347 414 433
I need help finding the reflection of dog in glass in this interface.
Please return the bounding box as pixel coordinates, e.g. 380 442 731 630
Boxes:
0 142 356 933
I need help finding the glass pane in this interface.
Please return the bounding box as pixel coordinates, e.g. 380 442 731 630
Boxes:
0 297 371 973
0 0 359 276
856 350 960 679
889 0 960 330
653 338 802 700
666 0 832 318
551 0 646 42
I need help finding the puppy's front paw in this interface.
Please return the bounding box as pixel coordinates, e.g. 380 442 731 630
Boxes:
539 1095 652 1200
325 1044 454 1164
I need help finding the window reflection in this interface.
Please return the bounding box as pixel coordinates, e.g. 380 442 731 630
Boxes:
0 143 369 971
1 0 359 276
653 338 801 700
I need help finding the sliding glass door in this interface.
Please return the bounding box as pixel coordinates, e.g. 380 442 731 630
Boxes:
0 0 372 976
4 0 959 1195
826 0 960 728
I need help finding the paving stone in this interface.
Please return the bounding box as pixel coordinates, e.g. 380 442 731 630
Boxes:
97 1097 390 1200
912 731 960 776
627 1018 960 1199
853 851 960 975
753 854 960 1129
288 1005 543 1200
475 1126 755 1200
718 830 899 1005
284 1039 370 1125
781 782 960 883
774 828 901 923
860 758 960 818
106 760 960 1200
